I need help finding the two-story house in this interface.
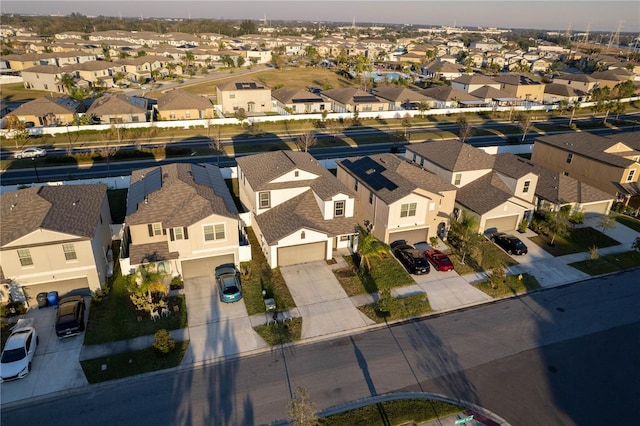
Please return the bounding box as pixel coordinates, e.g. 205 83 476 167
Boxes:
216 80 273 116
0 184 113 305
336 154 457 245
493 73 546 103
531 131 640 206
236 151 358 268
156 90 215 121
406 140 536 233
120 163 246 280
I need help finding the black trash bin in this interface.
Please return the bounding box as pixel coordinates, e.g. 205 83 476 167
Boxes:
37 292 49 308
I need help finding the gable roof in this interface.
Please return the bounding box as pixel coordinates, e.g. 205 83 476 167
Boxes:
418 86 480 102
271 87 324 104
543 83 588 98
126 163 238 227
338 154 456 204
452 74 498 86
156 90 213 110
321 87 383 105
493 73 543 87
371 86 432 103
236 151 353 200
86 94 147 115
1 184 108 247
407 140 495 172
9 96 84 116
254 190 357 244
455 172 513 214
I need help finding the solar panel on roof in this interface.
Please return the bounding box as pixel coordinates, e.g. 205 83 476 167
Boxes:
346 157 398 192
353 95 380 103
205 165 239 214
126 167 162 215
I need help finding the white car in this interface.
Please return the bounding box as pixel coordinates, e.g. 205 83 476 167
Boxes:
15 147 47 159
0 322 38 382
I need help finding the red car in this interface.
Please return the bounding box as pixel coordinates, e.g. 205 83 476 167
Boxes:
424 249 454 272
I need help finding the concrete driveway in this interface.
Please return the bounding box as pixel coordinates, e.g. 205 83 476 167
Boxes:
279 261 374 339
181 275 268 365
0 298 90 404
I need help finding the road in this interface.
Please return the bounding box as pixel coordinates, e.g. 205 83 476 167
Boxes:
2 271 639 425
2 121 638 186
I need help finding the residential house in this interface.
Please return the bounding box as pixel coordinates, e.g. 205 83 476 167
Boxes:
553 73 599 93
543 83 589 104
2 53 58 71
7 96 85 127
0 184 113 304
115 56 165 83
422 59 466 80
120 163 245 279
451 74 501 94
321 88 388 113
494 153 614 216
85 94 148 124
236 151 358 268
216 80 273 115
590 69 638 91
271 87 330 114
405 140 536 233
336 153 457 245
21 65 64 92
531 131 640 206
493 73 546 102
62 60 122 88
371 86 433 111
156 90 215 121
418 86 481 109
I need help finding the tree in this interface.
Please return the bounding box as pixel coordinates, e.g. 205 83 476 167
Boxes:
417 102 429 118
515 111 533 142
296 130 317 152
356 229 387 272
57 72 76 93
591 86 611 122
597 212 617 234
5 115 29 149
287 386 320 426
449 210 479 265
544 211 570 246
401 113 413 140
238 20 257 36
568 100 581 126
234 108 248 125
456 114 473 143
613 80 635 100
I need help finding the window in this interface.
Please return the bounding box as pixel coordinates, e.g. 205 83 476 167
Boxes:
627 169 636 182
229 93 235 99
185 111 191 118
259 191 270 209
148 223 163 237
171 227 188 241
412 153 417 163
204 224 225 242
62 244 77 261
294 171 299 177
523 180 531 193
354 180 359 191
369 191 374 204
340 235 350 242
566 153 573 164
400 202 417 218
334 200 345 217
454 173 462 186
18 249 33 266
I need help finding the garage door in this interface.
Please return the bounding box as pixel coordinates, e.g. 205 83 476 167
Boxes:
388 228 429 246
484 215 519 233
278 241 327 267
23 277 90 303
582 202 610 217
181 254 235 279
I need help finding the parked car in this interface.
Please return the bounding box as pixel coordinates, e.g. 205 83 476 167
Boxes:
55 296 86 338
491 232 528 255
14 147 46 159
0 321 38 382
391 241 430 275
424 249 455 272
215 264 243 303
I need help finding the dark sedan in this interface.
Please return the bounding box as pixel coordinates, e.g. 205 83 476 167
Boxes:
391 241 430 275
491 232 528 255
55 296 86 338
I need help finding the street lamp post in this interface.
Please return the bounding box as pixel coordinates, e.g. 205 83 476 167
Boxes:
31 157 40 183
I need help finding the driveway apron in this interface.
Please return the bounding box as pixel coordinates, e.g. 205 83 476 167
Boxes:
280 261 374 339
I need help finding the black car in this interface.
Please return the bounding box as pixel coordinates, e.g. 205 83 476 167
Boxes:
55 296 86 338
391 241 430 274
491 232 528 255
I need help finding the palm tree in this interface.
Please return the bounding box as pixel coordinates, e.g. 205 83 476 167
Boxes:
568 100 581 126
449 210 479 265
356 229 387 272
57 72 76 93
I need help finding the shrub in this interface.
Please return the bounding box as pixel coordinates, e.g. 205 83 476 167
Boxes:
153 329 176 354
170 275 184 290
569 210 585 224
1 301 26 317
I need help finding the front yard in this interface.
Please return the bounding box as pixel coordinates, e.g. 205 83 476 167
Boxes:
446 237 518 275
569 250 640 275
528 226 620 256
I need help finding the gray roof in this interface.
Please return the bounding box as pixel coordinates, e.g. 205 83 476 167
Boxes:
371 86 432 103
535 132 640 169
254 190 357 244
9 96 84 116
407 140 495 172
1 184 108 247
452 74 498 86
338 154 456 204
418 86 480 102
271 87 324 104
129 241 179 265
157 90 213 111
470 85 513 100
321 87 383 105
493 73 543 87
126 163 238 227
456 172 513 214
543 83 588 98
86 94 147 116
236 151 354 200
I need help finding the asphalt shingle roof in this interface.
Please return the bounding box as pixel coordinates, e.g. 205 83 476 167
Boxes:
157 89 213 111
86 94 147 116
9 96 83 116
1 184 108 247
407 140 495 172
271 87 324 104
455 172 513 214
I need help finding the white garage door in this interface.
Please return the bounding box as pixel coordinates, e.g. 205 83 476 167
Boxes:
181 254 235 279
278 241 327 267
484 215 519 233
582 202 610 217
388 228 429 246
23 278 91 304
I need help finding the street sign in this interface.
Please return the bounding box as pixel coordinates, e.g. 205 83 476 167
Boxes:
455 415 474 424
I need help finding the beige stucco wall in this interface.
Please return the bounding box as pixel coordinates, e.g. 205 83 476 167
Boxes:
158 106 215 120
216 86 273 115
22 71 63 92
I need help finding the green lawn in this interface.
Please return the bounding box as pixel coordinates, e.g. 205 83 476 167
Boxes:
323 399 464 425
528 226 620 256
447 238 518 275
615 214 640 232
569 250 640 275
358 293 432 324
332 256 366 297
473 273 541 298
81 341 189 384
358 251 415 292
253 318 302 345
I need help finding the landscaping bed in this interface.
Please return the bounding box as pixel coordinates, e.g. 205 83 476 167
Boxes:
358 293 432 324
568 251 640 275
446 238 518 275
528 226 620 256
253 318 302 345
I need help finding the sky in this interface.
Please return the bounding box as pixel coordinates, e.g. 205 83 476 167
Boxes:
2 1 639 33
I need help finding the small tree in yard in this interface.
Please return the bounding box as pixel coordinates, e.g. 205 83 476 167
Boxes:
356 229 387 272
287 386 320 426
153 329 176 355
545 211 570 246
296 130 317 152
486 266 506 290
449 209 479 265
597 212 617 234
515 112 533 142
456 114 474 143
